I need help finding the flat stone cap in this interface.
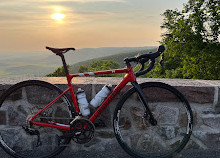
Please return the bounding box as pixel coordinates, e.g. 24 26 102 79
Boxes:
0 77 219 86
0 77 219 105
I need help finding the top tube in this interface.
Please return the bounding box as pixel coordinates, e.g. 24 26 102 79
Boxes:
68 67 131 79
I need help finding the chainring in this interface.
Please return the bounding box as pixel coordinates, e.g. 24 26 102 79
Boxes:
70 117 95 144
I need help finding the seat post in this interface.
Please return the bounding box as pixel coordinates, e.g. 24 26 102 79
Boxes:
59 54 69 75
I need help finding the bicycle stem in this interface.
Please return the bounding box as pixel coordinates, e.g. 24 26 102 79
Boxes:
131 81 157 126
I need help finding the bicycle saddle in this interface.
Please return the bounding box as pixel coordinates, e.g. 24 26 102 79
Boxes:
46 46 75 55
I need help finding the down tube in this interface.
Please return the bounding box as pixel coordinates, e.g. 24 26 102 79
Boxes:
89 75 132 123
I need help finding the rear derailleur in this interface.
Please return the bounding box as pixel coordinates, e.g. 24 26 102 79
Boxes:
22 126 42 147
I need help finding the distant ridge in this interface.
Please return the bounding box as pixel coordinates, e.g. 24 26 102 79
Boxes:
0 46 157 77
44 46 156 65
69 47 157 73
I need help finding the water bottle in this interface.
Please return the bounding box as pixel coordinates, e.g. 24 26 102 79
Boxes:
90 84 112 108
76 88 90 116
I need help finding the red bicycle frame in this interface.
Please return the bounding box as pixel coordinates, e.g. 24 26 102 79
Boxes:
30 66 137 131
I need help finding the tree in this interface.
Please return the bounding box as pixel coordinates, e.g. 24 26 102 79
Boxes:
89 60 120 71
47 60 120 77
78 65 89 73
46 65 70 77
78 60 120 77
146 0 220 79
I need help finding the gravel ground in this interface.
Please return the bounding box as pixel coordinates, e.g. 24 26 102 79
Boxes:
1 146 220 158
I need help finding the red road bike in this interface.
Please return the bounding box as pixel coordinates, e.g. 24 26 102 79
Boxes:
0 45 193 158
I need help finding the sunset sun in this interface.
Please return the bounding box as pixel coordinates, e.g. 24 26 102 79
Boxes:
51 13 65 21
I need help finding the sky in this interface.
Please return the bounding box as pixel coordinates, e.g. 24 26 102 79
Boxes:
0 0 187 52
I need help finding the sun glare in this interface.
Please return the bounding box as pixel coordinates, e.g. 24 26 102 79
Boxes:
55 7 62 12
51 13 65 21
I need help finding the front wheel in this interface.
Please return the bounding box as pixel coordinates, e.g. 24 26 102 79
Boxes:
0 80 74 158
113 82 193 158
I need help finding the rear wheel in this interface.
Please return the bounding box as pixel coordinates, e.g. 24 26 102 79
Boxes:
0 80 74 158
113 82 193 158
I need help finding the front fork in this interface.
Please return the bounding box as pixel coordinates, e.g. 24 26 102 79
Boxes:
131 81 157 126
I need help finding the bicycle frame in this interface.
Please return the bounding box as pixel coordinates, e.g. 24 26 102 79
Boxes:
30 66 137 131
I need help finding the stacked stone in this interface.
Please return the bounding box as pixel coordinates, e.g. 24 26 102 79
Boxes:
0 77 219 152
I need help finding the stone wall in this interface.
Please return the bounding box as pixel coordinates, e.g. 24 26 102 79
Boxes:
0 77 220 154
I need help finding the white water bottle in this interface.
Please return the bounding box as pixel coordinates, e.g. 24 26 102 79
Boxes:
77 88 90 116
90 84 112 108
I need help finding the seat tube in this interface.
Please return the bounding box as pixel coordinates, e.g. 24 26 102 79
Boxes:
60 54 69 75
59 54 80 112
65 74 80 113
131 81 157 126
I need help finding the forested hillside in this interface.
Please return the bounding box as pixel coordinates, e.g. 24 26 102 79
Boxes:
47 48 156 76
0 47 153 77
70 48 156 73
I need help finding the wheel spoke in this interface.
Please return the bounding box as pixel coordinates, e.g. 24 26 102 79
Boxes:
113 82 192 158
0 81 73 158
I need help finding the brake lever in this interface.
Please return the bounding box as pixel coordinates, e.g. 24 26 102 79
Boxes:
140 61 145 71
139 58 149 71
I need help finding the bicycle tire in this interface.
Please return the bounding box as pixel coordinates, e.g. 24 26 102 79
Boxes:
113 82 193 158
0 80 75 158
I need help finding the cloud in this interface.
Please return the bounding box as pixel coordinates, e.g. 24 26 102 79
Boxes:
45 0 125 2
0 12 29 21
1 0 126 3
